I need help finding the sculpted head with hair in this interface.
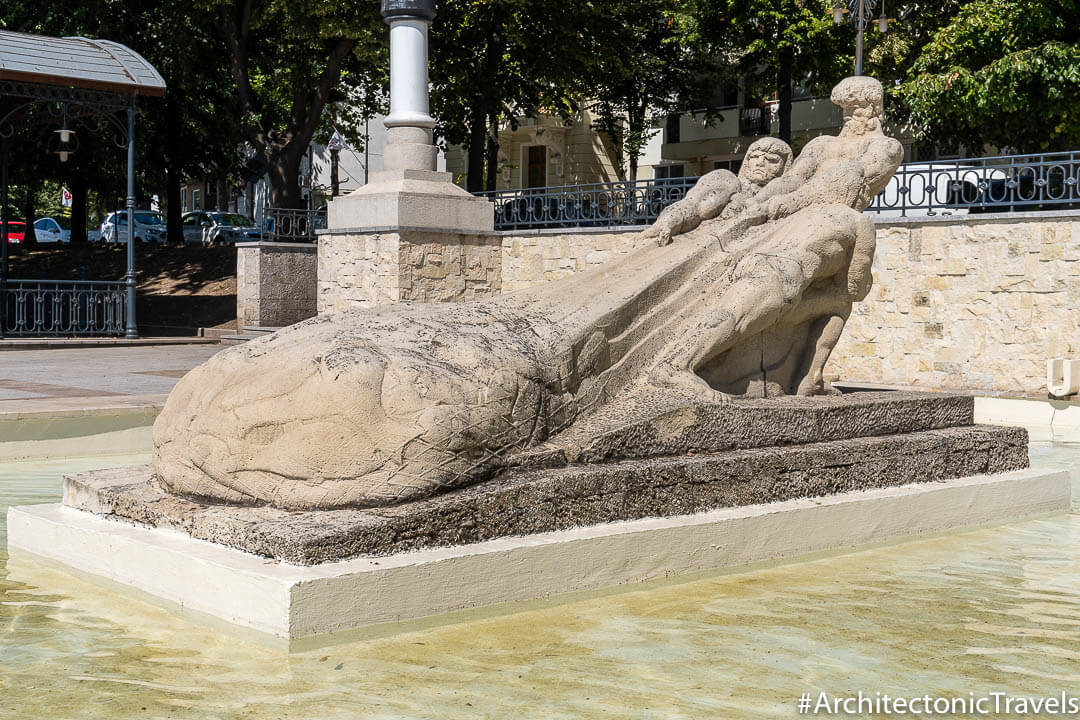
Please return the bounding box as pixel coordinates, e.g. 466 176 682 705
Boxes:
153 76 903 511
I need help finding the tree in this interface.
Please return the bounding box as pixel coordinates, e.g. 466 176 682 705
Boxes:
214 0 388 208
897 0 1080 152
586 0 712 182
430 0 592 192
700 0 846 144
2 0 245 241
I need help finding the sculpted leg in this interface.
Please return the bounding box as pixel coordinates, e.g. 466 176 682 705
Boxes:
795 313 848 396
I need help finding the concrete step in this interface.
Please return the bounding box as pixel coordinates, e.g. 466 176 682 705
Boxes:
220 326 282 345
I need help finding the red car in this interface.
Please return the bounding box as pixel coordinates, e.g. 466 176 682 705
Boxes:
2 221 25 243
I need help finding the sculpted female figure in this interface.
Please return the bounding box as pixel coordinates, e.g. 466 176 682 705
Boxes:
154 77 901 510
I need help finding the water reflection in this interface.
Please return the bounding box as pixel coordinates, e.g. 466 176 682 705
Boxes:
1 448 1078 718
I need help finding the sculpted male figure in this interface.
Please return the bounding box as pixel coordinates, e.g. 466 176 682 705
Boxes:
643 137 793 246
153 76 902 511
649 76 902 399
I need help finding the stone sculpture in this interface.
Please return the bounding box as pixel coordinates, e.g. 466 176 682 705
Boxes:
153 76 903 510
642 136 793 247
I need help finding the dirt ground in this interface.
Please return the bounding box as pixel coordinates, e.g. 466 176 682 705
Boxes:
5 242 237 332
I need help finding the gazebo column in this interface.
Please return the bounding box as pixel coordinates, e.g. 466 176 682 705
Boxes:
1 136 8 338
124 101 138 339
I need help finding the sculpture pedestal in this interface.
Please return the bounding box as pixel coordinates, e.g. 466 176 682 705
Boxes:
7 468 1069 643
5 392 1069 640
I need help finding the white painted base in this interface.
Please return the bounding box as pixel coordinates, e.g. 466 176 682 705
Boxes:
6 468 1069 640
975 397 1080 443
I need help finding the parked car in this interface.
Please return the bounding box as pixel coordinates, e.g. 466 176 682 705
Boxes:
874 163 1010 217
2 220 26 243
181 211 259 246
99 210 167 244
34 217 71 243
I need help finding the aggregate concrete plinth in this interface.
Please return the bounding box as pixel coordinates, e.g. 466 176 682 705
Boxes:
7 468 1070 639
62 423 1027 565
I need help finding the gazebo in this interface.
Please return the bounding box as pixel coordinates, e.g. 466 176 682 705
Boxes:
0 30 165 338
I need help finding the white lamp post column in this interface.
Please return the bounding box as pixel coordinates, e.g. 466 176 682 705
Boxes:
382 0 438 171
326 0 493 236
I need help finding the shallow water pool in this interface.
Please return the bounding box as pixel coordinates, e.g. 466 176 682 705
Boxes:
1 448 1079 719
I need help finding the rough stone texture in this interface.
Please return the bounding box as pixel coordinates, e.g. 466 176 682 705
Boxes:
830 214 1080 395
68 418 1030 565
236 242 318 328
510 390 975 468
499 228 641 294
156 76 905 510
317 229 502 313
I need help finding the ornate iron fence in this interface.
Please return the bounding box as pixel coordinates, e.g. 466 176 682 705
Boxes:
868 151 1080 216
479 152 1080 230
476 177 698 231
1 279 126 337
262 207 325 243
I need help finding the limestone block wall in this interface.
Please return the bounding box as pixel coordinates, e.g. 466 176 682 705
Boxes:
500 227 641 293
314 211 1080 395
830 212 1080 395
317 229 502 313
236 242 317 328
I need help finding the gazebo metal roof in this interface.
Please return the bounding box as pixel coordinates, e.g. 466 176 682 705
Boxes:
0 30 165 97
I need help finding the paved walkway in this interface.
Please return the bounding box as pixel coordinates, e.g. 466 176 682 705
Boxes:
0 344 222 417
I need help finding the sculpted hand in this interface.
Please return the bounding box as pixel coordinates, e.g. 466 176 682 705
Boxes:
766 196 794 221
720 194 747 220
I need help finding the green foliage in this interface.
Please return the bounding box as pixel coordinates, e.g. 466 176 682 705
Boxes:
699 0 847 109
897 0 1080 152
586 0 711 181
431 0 587 149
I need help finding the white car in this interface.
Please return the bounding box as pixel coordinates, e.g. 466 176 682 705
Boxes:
99 211 167 244
873 163 1009 217
33 217 70 243
181 211 260 246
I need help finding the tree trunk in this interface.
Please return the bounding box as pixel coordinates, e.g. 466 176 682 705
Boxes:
466 106 487 193
485 113 499 191
70 164 88 244
267 148 304 209
778 47 794 145
166 165 183 245
23 184 36 245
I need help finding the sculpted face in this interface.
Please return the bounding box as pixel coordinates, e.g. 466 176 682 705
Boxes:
738 138 793 190
743 148 787 187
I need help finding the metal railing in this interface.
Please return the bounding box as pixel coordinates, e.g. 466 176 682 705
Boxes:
739 107 770 137
868 151 1080 216
1 279 127 337
478 151 1080 230
476 177 699 231
261 207 325 243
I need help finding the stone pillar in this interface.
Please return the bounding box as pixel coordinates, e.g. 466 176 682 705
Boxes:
326 0 493 233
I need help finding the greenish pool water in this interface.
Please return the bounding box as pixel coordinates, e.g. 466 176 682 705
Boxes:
1 448 1079 719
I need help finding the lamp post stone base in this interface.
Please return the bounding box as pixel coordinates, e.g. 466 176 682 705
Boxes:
327 169 494 233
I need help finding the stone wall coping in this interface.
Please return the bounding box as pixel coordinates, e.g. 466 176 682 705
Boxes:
872 208 1080 227
318 224 644 238
236 242 317 251
318 226 501 237
320 210 1080 238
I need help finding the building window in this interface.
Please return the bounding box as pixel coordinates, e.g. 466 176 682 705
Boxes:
193 189 201 210
654 164 685 182
665 114 681 145
714 159 743 174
